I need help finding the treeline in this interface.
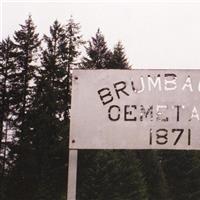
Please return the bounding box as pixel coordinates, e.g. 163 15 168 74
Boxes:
1 15 200 200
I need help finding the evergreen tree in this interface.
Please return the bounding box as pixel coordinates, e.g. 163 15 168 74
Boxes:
0 37 17 200
7 15 41 200
60 17 84 115
31 18 84 199
81 28 112 69
13 15 41 125
33 20 68 200
110 41 130 69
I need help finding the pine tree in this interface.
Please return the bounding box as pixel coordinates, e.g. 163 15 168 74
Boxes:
61 17 84 116
111 41 130 69
81 28 112 69
34 20 67 200
31 18 84 200
6 15 41 200
0 37 17 200
13 15 41 126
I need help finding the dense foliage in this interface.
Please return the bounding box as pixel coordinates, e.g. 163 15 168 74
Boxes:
1 16 200 200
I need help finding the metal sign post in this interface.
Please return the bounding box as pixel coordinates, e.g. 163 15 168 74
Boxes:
67 150 78 200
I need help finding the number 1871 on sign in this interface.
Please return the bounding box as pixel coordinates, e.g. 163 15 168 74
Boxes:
149 128 191 146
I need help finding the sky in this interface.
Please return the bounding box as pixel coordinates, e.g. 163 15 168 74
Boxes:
2 0 200 69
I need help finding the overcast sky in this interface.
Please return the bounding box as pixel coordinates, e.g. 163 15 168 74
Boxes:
2 0 200 69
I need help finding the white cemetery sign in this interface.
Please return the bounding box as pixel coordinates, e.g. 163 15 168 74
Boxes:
67 69 200 200
70 69 200 150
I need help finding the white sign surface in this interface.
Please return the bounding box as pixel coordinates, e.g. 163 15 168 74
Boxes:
70 69 200 150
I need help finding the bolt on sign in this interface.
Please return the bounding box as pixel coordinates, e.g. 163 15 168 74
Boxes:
70 69 200 150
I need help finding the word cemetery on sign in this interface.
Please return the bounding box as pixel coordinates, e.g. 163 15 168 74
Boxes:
70 69 200 150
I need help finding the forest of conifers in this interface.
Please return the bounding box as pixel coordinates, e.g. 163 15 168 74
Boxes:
1 15 200 200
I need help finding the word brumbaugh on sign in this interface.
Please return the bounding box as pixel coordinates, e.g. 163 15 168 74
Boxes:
70 69 200 150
